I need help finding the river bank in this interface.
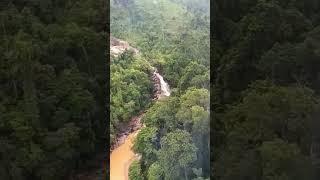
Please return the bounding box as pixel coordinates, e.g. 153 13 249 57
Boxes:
110 69 165 180
110 69 169 180
110 37 170 180
110 70 161 151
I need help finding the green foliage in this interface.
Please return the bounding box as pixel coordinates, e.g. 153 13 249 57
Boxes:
0 0 105 179
111 0 210 179
129 160 144 180
147 162 163 180
110 52 153 143
158 129 197 180
259 139 312 180
133 127 158 166
214 82 317 179
142 97 180 130
214 0 320 178
111 0 209 87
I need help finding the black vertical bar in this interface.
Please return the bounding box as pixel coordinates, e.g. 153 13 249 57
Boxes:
105 0 110 179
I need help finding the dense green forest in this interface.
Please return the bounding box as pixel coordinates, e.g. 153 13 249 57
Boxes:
0 0 106 179
213 0 320 179
111 0 210 179
110 51 153 144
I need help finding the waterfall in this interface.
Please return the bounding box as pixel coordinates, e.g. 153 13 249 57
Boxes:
153 69 171 97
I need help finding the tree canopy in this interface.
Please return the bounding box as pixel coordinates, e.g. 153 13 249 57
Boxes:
213 0 320 179
111 0 210 179
0 0 106 179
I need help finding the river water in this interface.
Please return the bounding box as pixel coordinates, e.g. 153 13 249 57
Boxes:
110 70 170 180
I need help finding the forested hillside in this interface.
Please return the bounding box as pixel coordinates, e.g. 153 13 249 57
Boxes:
111 0 210 179
110 51 153 145
0 1 106 179
213 0 320 179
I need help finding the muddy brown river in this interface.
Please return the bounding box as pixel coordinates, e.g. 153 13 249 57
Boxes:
110 131 139 180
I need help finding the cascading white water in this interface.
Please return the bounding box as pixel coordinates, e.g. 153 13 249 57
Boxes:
153 70 171 97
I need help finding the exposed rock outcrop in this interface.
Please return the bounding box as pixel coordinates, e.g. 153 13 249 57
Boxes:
110 36 139 57
152 71 161 100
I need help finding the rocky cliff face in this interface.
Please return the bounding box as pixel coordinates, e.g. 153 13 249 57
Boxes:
110 36 139 57
152 71 161 100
